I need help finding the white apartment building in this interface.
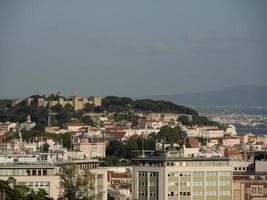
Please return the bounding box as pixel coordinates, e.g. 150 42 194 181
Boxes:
0 155 60 199
0 155 108 200
123 128 160 140
132 151 233 200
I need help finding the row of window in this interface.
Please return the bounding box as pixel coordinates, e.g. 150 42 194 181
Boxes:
139 172 158 176
192 191 204 196
180 181 190 187
138 172 147 176
193 172 204 176
169 180 231 187
219 171 231 176
234 167 254 171
0 169 47 176
139 181 147 186
168 192 191 196
206 171 218 176
168 190 231 197
18 181 50 187
26 169 47 176
97 174 103 179
167 171 231 177
193 190 231 196
169 181 231 187
139 181 158 186
138 192 157 197
166 161 228 167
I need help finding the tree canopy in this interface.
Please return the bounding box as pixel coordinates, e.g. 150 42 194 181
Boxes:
178 115 221 127
102 96 198 114
58 163 103 200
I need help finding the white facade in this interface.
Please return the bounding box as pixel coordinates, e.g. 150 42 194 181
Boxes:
132 157 233 200
185 126 225 138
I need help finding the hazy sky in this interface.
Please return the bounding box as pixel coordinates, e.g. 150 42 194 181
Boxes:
0 0 267 98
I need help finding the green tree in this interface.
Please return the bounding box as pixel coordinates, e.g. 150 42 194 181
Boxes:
51 104 63 113
41 143 50 153
64 103 74 112
178 115 192 126
156 126 187 145
73 110 85 120
56 110 71 127
83 103 95 113
58 163 103 200
82 116 95 126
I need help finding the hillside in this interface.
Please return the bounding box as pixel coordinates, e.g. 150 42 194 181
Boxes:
102 96 198 115
142 85 267 107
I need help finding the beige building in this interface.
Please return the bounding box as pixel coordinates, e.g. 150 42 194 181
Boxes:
12 96 102 111
0 158 60 199
132 151 233 200
0 155 108 200
72 138 106 159
144 113 184 122
185 126 225 138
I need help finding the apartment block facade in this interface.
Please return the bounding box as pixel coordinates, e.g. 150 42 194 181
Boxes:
132 156 233 200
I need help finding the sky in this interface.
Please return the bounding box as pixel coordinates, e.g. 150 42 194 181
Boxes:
0 0 267 98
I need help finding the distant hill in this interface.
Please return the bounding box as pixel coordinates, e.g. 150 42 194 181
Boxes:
102 96 198 115
142 85 267 107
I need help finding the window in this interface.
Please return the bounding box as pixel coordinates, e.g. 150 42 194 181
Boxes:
26 170 30 176
43 170 47 176
32 170 36 176
38 170 42 176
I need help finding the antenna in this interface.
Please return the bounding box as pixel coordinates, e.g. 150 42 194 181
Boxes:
17 124 23 154
47 109 52 128
141 132 144 158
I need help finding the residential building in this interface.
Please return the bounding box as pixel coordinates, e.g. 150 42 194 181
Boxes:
67 122 91 132
71 135 105 159
0 154 108 200
226 124 237 136
185 126 225 138
223 136 240 147
132 149 233 200
232 152 267 200
0 155 60 199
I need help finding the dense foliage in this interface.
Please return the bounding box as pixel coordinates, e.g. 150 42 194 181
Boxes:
178 115 221 127
0 101 48 130
113 112 139 127
58 163 102 200
102 96 198 114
